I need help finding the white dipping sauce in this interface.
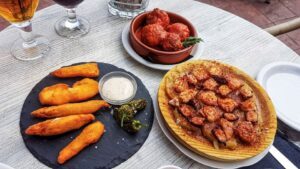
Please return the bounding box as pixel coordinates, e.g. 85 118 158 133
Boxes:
102 77 134 100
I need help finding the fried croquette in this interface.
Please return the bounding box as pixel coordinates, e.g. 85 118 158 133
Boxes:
25 114 95 136
57 121 105 164
39 78 99 105
31 100 110 118
51 63 99 78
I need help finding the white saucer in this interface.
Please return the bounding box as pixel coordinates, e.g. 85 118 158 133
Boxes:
257 61 300 132
153 94 271 169
0 163 14 169
122 23 205 71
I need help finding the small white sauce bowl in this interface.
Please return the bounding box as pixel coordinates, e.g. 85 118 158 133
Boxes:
99 71 137 105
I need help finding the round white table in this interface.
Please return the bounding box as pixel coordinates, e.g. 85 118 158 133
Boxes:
0 0 299 168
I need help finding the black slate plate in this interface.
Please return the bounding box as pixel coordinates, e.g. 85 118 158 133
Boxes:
19 62 154 169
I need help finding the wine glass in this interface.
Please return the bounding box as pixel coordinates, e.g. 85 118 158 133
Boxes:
53 0 90 38
0 0 50 61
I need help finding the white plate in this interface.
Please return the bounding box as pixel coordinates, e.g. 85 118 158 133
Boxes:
257 61 300 132
153 94 271 169
122 23 205 71
0 163 14 169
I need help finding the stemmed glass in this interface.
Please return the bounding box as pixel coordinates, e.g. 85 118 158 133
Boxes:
0 0 50 61
53 0 90 38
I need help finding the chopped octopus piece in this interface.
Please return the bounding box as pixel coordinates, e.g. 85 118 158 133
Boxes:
213 128 227 143
186 73 198 85
224 113 239 121
219 118 233 140
192 68 210 82
218 85 232 97
218 98 238 112
225 138 237 150
202 123 217 141
168 97 180 107
198 91 218 106
208 66 223 78
236 121 257 144
203 78 218 91
226 75 243 90
240 98 257 111
179 89 198 103
190 98 203 110
246 110 258 123
173 76 189 93
201 106 222 122
239 84 254 99
190 117 205 126
179 104 195 118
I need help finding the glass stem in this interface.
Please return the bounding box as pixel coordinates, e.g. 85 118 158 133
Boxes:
16 21 37 48
65 8 80 29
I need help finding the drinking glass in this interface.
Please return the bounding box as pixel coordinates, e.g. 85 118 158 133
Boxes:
108 0 150 19
53 0 90 38
0 0 50 61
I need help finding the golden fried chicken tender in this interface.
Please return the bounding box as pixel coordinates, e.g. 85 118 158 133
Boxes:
25 114 95 136
31 100 110 118
51 63 99 78
39 78 99 105
57 121 105 164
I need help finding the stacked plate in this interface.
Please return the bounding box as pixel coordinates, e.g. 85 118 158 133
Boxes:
257 62 300 144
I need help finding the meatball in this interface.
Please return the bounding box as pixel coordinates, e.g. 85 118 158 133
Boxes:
167 23 190 41
146 8 170 28
161 33 183 51
141 24 167 47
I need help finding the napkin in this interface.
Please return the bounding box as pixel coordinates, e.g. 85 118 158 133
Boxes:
243 133 300 169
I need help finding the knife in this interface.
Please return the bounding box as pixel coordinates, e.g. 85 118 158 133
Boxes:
269 145 298 169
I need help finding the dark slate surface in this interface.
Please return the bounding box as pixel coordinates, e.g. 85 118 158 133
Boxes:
19 62 154 169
